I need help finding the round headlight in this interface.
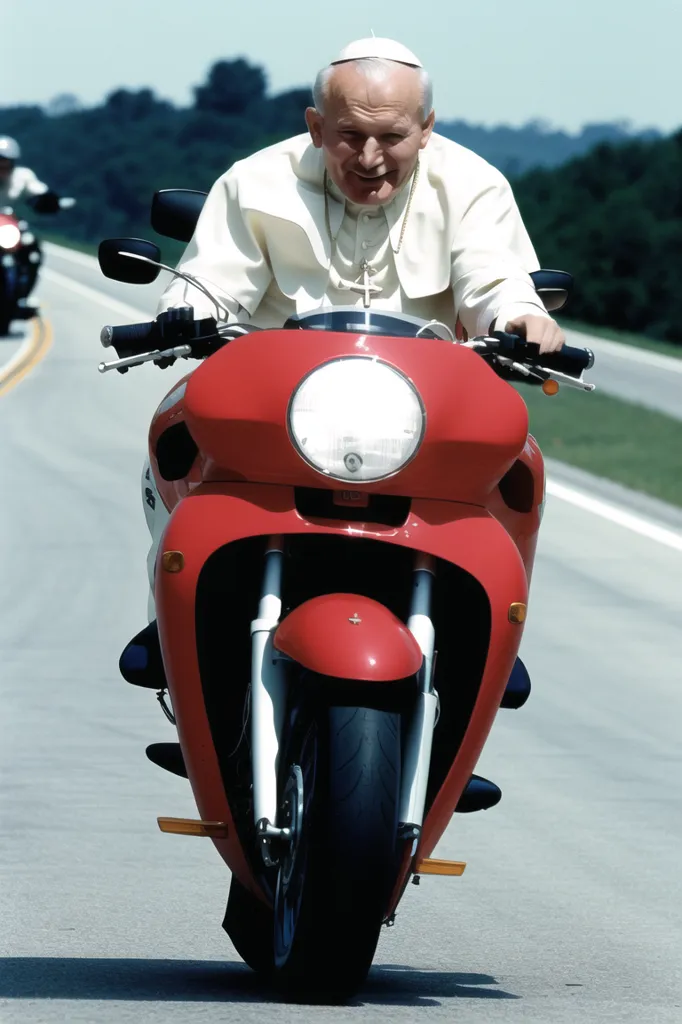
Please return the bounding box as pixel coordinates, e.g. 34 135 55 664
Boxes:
288 357 425 483
0 223 21 250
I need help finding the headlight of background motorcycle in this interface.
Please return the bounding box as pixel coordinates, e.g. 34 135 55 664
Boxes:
288 357 425 483
0 223 21 250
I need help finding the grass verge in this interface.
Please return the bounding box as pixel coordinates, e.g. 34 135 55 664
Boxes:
522 384 682 508
559 317 682 360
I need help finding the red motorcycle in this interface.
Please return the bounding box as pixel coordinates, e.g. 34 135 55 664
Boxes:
0 192 75 335
97 190 595 1002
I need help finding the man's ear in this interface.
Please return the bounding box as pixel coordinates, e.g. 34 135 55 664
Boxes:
306 107 324 148
420 110 436 149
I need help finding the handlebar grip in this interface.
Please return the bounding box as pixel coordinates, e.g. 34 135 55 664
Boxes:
491 332 594 379
100 321 159 356
526 342 595 378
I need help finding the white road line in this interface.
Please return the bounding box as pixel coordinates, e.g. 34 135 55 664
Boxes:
40 250 682 552
40 267 149 322
43 240 100 270
546 480 682 553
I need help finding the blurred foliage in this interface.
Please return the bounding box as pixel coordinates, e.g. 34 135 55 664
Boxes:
514 134 682 342
0 59 310 249
1 58 680 342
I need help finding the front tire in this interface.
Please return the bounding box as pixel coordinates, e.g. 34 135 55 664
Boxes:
274 704 401 1002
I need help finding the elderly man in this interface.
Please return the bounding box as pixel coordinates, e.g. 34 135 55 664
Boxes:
156 37 564 353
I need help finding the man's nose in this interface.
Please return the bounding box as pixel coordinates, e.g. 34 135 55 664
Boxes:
358 138 384 168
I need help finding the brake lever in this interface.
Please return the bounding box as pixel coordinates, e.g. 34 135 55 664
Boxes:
495 355 595 391
98 344 193 374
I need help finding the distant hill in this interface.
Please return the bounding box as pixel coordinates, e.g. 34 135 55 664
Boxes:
435 119 663 176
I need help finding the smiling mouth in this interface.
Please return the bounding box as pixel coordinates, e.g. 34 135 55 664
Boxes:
352 170 396 185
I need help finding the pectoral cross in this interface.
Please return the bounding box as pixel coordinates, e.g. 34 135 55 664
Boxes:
350 259 382 308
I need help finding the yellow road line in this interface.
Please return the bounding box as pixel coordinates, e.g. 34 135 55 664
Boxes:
0 317 53 398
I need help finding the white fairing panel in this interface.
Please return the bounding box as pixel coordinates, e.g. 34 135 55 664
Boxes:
141 456 171 622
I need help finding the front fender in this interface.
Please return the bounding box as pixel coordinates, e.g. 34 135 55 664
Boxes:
274 593 423 682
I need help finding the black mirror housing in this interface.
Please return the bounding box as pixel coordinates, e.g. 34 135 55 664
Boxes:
98 238 162 284
151 189 207 243
529 269 573 312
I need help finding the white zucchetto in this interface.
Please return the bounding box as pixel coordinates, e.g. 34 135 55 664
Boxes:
330 37 423 68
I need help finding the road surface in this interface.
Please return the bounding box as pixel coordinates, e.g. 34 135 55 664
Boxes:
1 247 681 1023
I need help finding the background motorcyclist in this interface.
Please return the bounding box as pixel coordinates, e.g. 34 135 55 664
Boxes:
0 135 50 207
0 134 57 305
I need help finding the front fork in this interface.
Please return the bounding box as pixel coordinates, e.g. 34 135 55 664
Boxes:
249 537 438 866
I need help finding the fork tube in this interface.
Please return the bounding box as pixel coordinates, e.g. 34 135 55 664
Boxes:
250 536 287 829
399 553 438 827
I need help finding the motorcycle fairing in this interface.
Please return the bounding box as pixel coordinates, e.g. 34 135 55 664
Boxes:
154 483 528 906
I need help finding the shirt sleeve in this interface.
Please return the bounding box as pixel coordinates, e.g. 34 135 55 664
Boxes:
156 167 273 323
451 171 550 337
16 167 49 198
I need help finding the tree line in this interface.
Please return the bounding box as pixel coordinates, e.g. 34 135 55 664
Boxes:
1 58 679 343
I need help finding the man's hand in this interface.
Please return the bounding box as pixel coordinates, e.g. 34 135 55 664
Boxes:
505 314 565 354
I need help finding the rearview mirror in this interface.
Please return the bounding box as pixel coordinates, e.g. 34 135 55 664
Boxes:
529 269 573 312
98 237 162 284
151 188 207 243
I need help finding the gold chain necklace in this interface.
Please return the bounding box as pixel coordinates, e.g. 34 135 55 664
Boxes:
323 158 420 260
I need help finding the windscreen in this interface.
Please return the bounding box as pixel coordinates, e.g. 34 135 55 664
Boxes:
283 306 452 341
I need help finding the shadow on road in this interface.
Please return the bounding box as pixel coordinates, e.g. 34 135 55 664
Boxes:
0 957 519 1006
365 963 519 1006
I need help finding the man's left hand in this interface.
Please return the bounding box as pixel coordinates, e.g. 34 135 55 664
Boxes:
505 315 565 354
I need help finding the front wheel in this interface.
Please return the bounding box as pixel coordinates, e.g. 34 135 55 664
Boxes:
274 703 401 1002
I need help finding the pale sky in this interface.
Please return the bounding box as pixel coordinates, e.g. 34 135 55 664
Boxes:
1 0 680 132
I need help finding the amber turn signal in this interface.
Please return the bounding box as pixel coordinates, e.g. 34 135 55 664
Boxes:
157 817 229 838
542 379 560 396
162 551 185 573
508 602 527 624
415 858 467 876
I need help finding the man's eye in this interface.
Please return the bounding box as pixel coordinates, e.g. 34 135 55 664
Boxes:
384 134 405 143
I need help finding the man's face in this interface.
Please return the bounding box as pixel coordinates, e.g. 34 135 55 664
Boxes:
306 63 434 206
0 160 14 186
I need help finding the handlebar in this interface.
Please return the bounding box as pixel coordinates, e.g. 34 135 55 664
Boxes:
98 309 262 373
489 332 594 381
100 320 159 352
97 314 595 389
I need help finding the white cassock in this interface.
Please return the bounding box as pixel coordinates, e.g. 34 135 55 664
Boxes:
156 131 550 337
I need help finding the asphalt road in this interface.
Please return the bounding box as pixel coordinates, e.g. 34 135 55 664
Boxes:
1 247 681 1023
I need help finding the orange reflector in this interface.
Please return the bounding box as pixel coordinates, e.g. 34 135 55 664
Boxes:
415 858 467 876
157 817 228 838
162 551 185 573
508 602 527 624
542 379 560 396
